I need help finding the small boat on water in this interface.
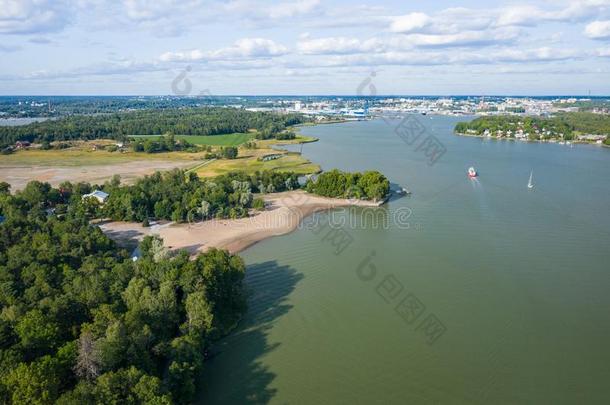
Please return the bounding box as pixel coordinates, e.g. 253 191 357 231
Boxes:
527 170 534 189
468 167 478 178
395 187 411 195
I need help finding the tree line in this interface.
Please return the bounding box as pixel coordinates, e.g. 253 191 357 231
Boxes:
455 112 610 140
96 170 300 224
130 134 198 153
0 107 307 148
305 169 390 202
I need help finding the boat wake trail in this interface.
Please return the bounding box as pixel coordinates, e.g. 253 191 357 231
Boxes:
470 177 495 221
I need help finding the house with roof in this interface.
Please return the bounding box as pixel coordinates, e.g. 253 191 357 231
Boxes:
82 190 109 204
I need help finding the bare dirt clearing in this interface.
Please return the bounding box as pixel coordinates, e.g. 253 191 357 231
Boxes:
0 160 196 190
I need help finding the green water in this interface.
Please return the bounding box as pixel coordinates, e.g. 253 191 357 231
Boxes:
200 117 610 404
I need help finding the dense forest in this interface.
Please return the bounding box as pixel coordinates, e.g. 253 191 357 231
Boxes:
305 169 390 202
455 112 610 140
0 107 307 148
0 181 247 404
0 96 230 118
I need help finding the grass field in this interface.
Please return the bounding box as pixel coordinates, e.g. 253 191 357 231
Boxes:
195 136 321 177
0 135 321 188
196 153 320 176
130 133 254 146
0 148 205 166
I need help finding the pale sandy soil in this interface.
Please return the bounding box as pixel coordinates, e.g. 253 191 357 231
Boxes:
98 190 383 255
0 160 195 190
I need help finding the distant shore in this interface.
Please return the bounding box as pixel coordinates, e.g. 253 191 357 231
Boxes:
455 132 609 147
99 190 383 255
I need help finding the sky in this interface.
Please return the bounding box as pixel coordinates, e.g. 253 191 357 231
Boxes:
1 0 610 95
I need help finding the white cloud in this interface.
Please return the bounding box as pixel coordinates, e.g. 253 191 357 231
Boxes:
122 0 204 21
401 28 519 48
585 20 610 39
490 2 610 27
224 0 321 20
267 0 320 19
297 37 382 54
495 5 546 27
0 0 71 34
387 2 610 38
389 12 430 33
492 47 581 63
296 28 519 57
211 38 288 58
160 38 288 62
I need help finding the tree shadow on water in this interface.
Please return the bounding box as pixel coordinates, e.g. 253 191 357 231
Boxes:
198 260 304 404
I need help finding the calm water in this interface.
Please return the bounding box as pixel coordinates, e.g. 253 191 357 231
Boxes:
200 117 610 404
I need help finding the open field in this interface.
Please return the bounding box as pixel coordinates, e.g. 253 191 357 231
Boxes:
0 148 206 166
195 136 320 177
195 152 320 176
0 142 205 190
130 132 254 146
0 161 199 190
0 135 320 189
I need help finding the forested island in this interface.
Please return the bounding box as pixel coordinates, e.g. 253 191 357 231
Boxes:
0 107 307 148
455 112 610 144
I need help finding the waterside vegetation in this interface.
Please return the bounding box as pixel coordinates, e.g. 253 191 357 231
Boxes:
455 112 610 143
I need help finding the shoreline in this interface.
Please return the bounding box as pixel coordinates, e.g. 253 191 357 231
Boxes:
99 190 384 256
454 132 609 147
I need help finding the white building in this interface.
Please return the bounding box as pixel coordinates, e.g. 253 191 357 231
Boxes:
82 190 109 204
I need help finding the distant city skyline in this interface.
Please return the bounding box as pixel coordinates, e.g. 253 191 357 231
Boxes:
1 0 610 95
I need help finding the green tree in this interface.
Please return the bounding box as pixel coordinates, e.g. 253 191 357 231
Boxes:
221 146 238 159
15 309 60 353
2 356 61 405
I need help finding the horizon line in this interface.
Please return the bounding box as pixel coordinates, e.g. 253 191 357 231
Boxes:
1 94 609 98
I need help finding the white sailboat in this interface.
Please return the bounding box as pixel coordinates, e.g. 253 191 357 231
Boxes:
527 170 534 189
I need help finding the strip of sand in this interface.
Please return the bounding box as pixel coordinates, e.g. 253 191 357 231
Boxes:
98 190 383 255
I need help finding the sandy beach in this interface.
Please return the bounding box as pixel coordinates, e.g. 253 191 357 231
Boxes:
98 190 383 255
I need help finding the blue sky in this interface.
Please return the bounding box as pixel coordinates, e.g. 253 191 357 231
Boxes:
1 0 610 95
